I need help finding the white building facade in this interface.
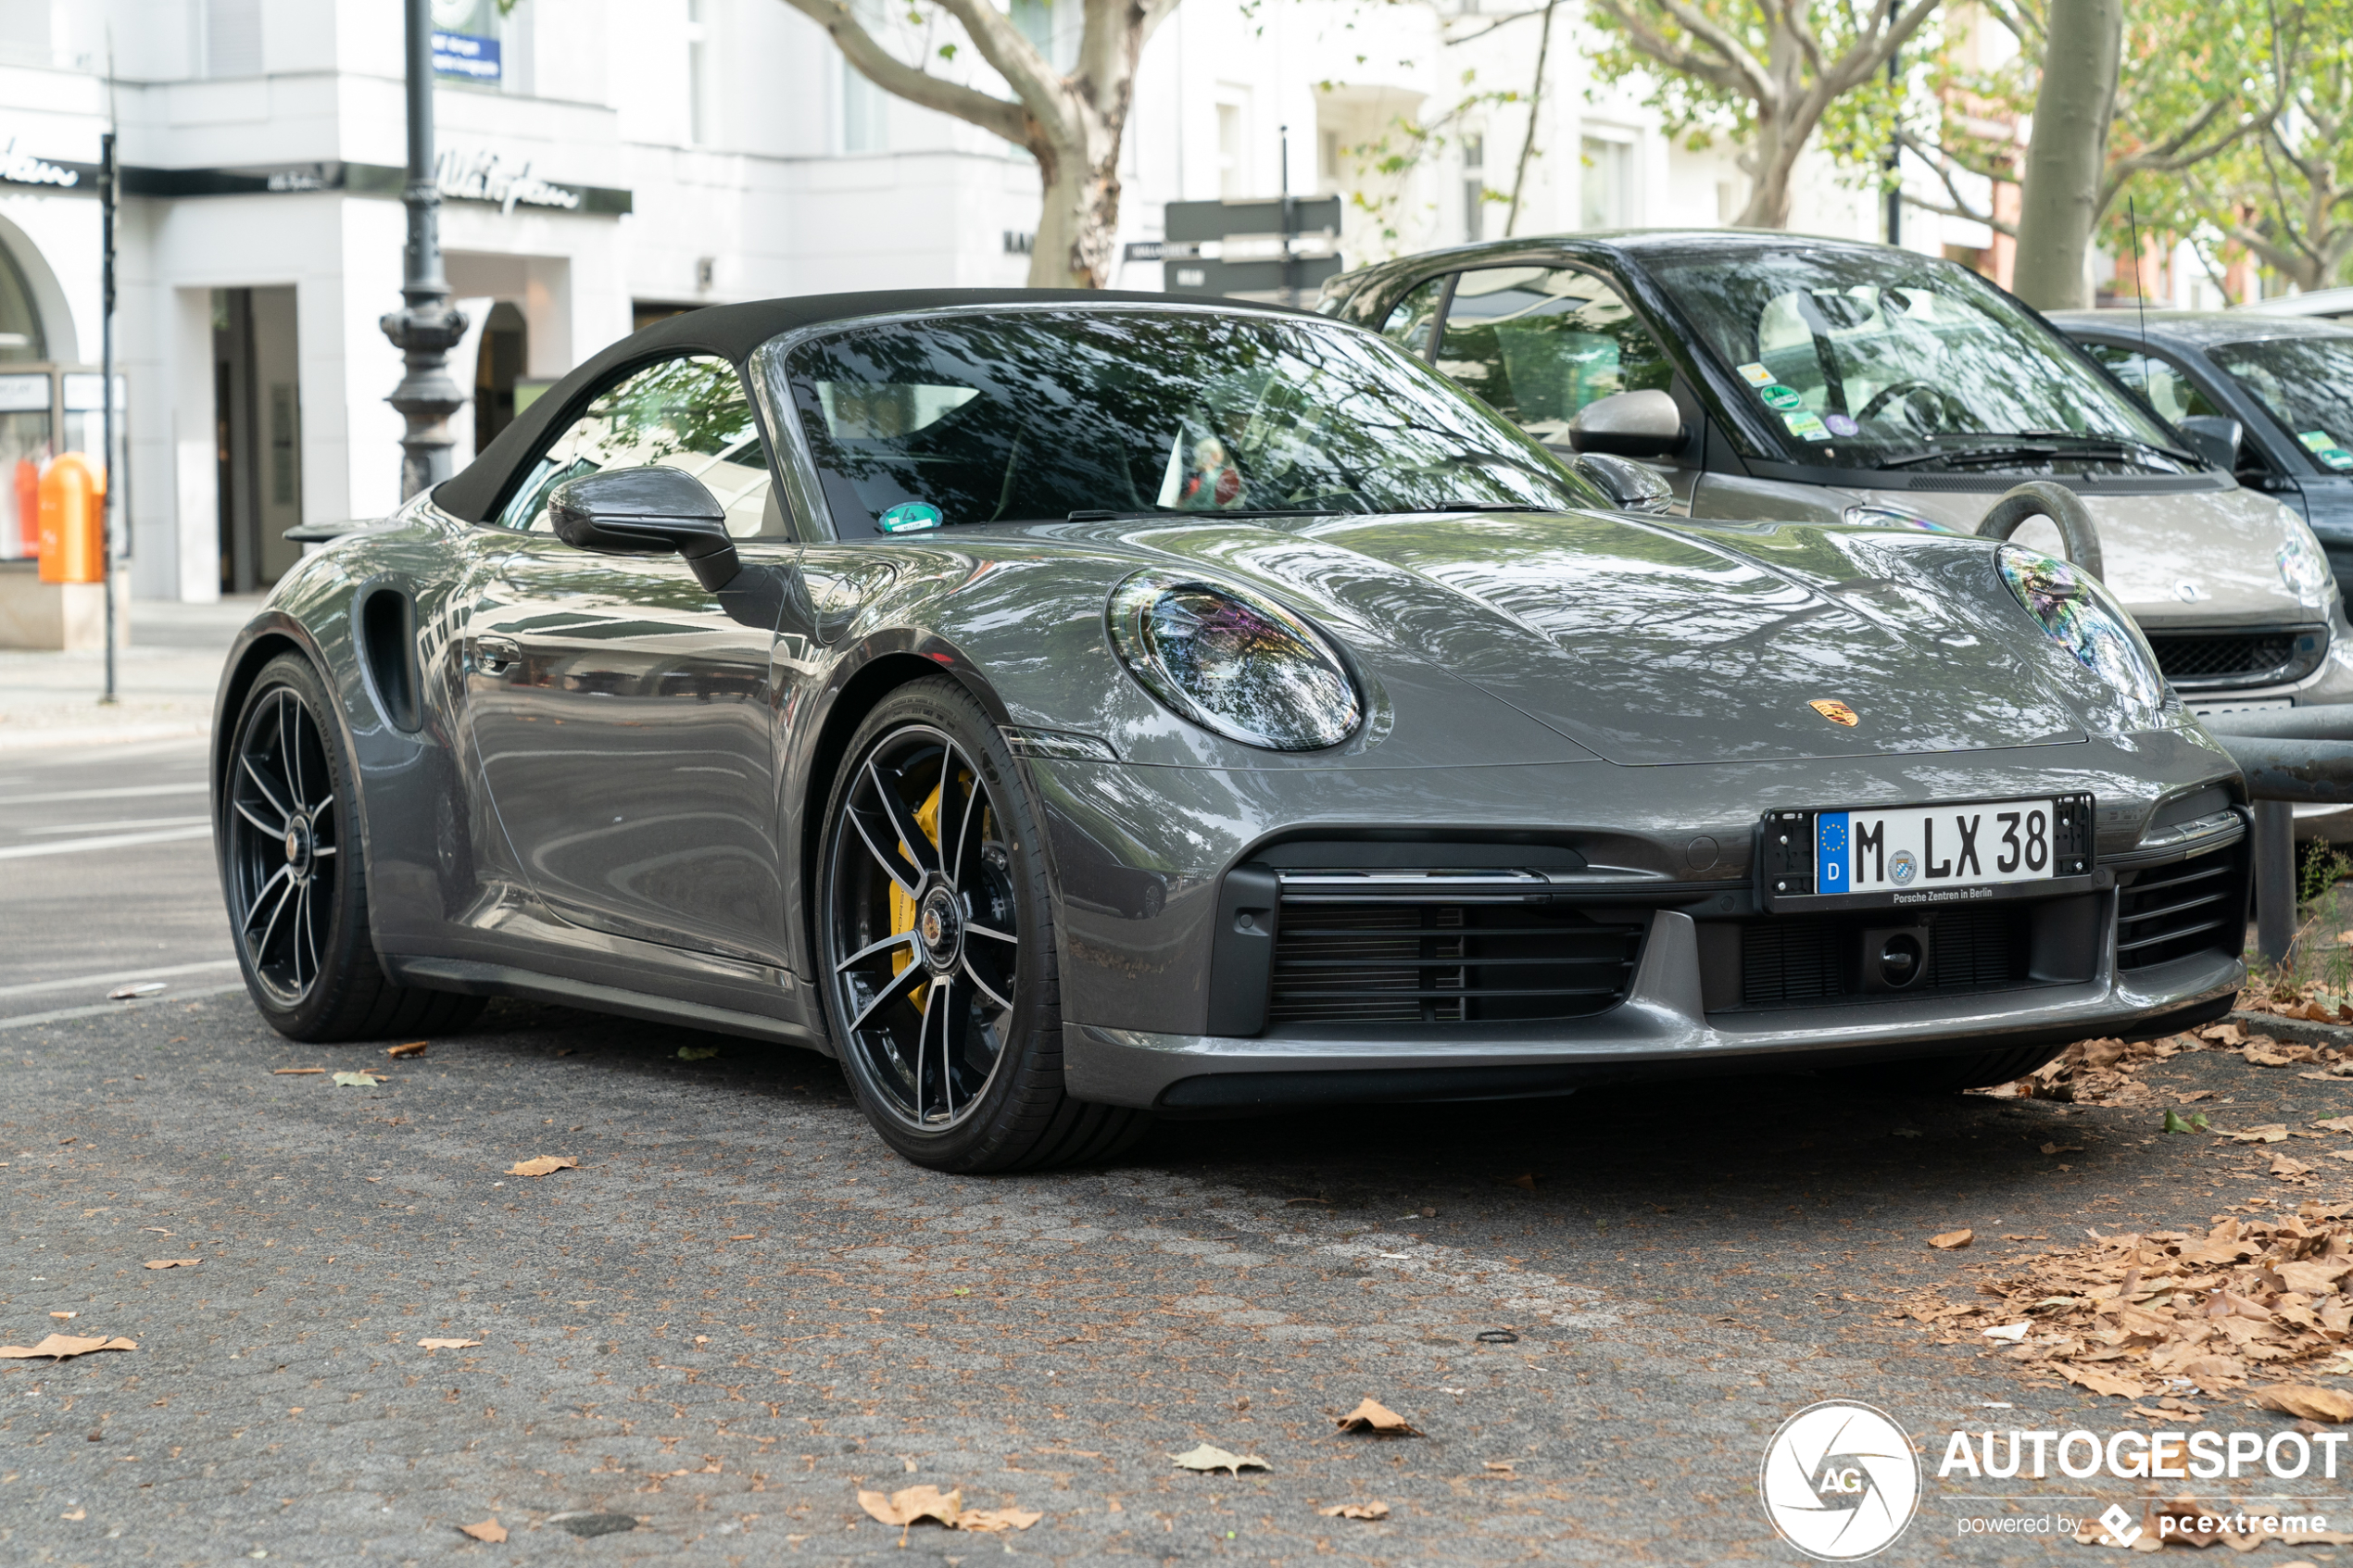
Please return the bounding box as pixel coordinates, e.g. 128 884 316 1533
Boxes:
0 0 1898 607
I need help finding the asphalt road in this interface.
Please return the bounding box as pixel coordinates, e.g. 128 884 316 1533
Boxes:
8 943 2353 1562
0 735 234 1022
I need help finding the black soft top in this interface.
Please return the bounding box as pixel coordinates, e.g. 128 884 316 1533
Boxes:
2045 307 2353 353
432 288 1309 523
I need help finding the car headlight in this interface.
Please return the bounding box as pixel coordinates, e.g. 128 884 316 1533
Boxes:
1995 545 2164 710
1106 572 1362 750
2279 525 2332 601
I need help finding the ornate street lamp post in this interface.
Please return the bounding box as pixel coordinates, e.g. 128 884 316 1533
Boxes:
379 0 468 498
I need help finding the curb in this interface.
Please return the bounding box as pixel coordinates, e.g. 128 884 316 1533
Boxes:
2226 1009 2353 1051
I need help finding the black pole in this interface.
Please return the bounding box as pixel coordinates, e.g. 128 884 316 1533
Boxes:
1279 123 1295 307
98 130 118 704
379 0 467 499
1883 55 1901 246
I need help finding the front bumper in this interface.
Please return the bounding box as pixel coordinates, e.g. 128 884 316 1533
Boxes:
1065 909 2243 1109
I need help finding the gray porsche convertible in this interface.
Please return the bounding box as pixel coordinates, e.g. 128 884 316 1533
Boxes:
212 290 2249 1172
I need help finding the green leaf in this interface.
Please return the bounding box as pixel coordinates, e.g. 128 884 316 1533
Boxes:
2162 1110 2211 1134
676 1047 720 1061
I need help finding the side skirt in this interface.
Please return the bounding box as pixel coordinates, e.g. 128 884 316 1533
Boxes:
385 956 835 1055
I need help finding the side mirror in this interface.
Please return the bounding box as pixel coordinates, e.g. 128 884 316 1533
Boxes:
2178 414 2245 474
1568 389 1686 458
548 466 740 592
1557 449 1676 513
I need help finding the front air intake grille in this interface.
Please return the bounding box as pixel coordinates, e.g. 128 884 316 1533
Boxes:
1736 904 2034 1009
2115 842 2250 971
2145 627 2324 690
1268 898 1644 1025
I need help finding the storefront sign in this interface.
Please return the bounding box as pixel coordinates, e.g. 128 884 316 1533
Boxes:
434 149 583 215
0 139 82 191
431 31 502 82
0 373 47 412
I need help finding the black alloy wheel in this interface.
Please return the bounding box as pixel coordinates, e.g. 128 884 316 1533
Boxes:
818 678 1148 1171
226 677 340 1006
220 653 481 1041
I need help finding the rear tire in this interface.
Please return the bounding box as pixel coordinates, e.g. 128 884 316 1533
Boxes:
1851 1041 2069 1094
220 653 484 1042
815 677 1151 1173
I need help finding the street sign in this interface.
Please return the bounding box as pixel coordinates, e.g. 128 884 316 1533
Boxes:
1160 197 1344 305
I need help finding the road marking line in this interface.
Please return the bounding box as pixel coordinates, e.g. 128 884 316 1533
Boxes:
0 826 212 859
24 814 210 835
0 982 248 1030
0 782 208 807
0 959 241 1000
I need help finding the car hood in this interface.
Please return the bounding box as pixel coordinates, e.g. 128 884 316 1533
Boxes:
1095 510 2094 766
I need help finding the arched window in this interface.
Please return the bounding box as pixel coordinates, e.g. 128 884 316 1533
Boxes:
0 241 46 364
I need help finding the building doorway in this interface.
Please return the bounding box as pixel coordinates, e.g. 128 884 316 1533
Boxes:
473 300 527 453
212 287 301 594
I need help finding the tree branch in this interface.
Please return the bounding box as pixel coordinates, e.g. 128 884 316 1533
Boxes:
773 0 1027 144
1591 0 1760 100
931 0 1072 138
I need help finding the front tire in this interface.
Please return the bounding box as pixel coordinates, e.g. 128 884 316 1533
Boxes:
816 677 1148 1173
220 653 481 1042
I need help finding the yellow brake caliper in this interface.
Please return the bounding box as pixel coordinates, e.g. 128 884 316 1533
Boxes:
887 775 956 1003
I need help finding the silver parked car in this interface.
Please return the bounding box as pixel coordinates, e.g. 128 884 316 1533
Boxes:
1319 232 2353 719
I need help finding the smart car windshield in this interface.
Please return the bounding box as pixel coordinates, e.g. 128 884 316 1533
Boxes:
764 307 1603 536
2208 337 2353 473
1645 250 2195 474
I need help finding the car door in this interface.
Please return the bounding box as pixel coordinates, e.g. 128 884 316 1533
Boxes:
457 353 797 966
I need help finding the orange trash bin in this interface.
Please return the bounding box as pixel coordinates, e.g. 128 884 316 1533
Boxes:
36 452 105 584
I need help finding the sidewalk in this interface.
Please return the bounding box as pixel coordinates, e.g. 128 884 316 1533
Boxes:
0 595 263 750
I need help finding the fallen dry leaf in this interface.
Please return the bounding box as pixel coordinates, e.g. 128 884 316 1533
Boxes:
2317 1116 2353 1135
59 1508 84 1520
2252 1386 2353 1423
271 1067 324 1075
2203 1023 2246 1046
1501 1172 1537 1190
1481 1461 1516 1476
2218 1124 2293 1143
2176 1089 2217 1104
0 1334 135 1361
2275 1153 2317 1179
1930 1230 1974 1249
142 1259 199 1270
725 1234 755 1241
331 1071 384 1087
505 1156 577 1177
458 1518 507 1543
2040 1143 2084 1156
958 1508 1042 1533
1171 1443 1268 1474
1317 1500 1390 1520
47 1311 73 1320
1982 1322 2032 1342
1282 1197 1330 1207
1335 1398 1419 1436
419 1338 483 1349
386 1042 428 1059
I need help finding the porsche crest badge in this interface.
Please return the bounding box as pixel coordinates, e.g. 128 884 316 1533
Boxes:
1809 699 1859 727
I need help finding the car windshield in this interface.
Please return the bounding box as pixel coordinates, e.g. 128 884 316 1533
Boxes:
766 307 1602 535
1644 250 2194 473
2207 336 2353 473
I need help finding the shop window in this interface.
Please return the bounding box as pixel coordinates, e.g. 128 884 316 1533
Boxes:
474 300 528 454
429 0 505 90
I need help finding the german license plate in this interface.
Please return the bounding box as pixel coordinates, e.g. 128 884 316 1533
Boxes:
1817 797 2083 897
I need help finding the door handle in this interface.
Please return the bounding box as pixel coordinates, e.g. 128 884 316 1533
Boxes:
472 635 521 677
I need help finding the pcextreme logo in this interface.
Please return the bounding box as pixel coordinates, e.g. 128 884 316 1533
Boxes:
1759 1400 1922 1561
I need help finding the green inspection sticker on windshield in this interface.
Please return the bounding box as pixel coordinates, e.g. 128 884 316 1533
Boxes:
877 501 944 533
1759 384 1805 411
1782 409 1832 442
2299 431 2353 471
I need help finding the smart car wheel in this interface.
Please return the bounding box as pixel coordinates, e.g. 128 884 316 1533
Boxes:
818 678 1149 1173
221 653 481 1042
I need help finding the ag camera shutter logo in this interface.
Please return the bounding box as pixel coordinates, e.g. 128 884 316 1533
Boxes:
1759 1400 1920 1560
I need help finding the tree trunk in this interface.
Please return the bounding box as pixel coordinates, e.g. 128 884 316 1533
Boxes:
1733 118 1803 228
1028 133 1124 289
2013 0 2122 309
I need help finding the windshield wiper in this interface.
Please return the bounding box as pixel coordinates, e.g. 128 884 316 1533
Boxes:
1876 434 2197 471
1413 502 1568 513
